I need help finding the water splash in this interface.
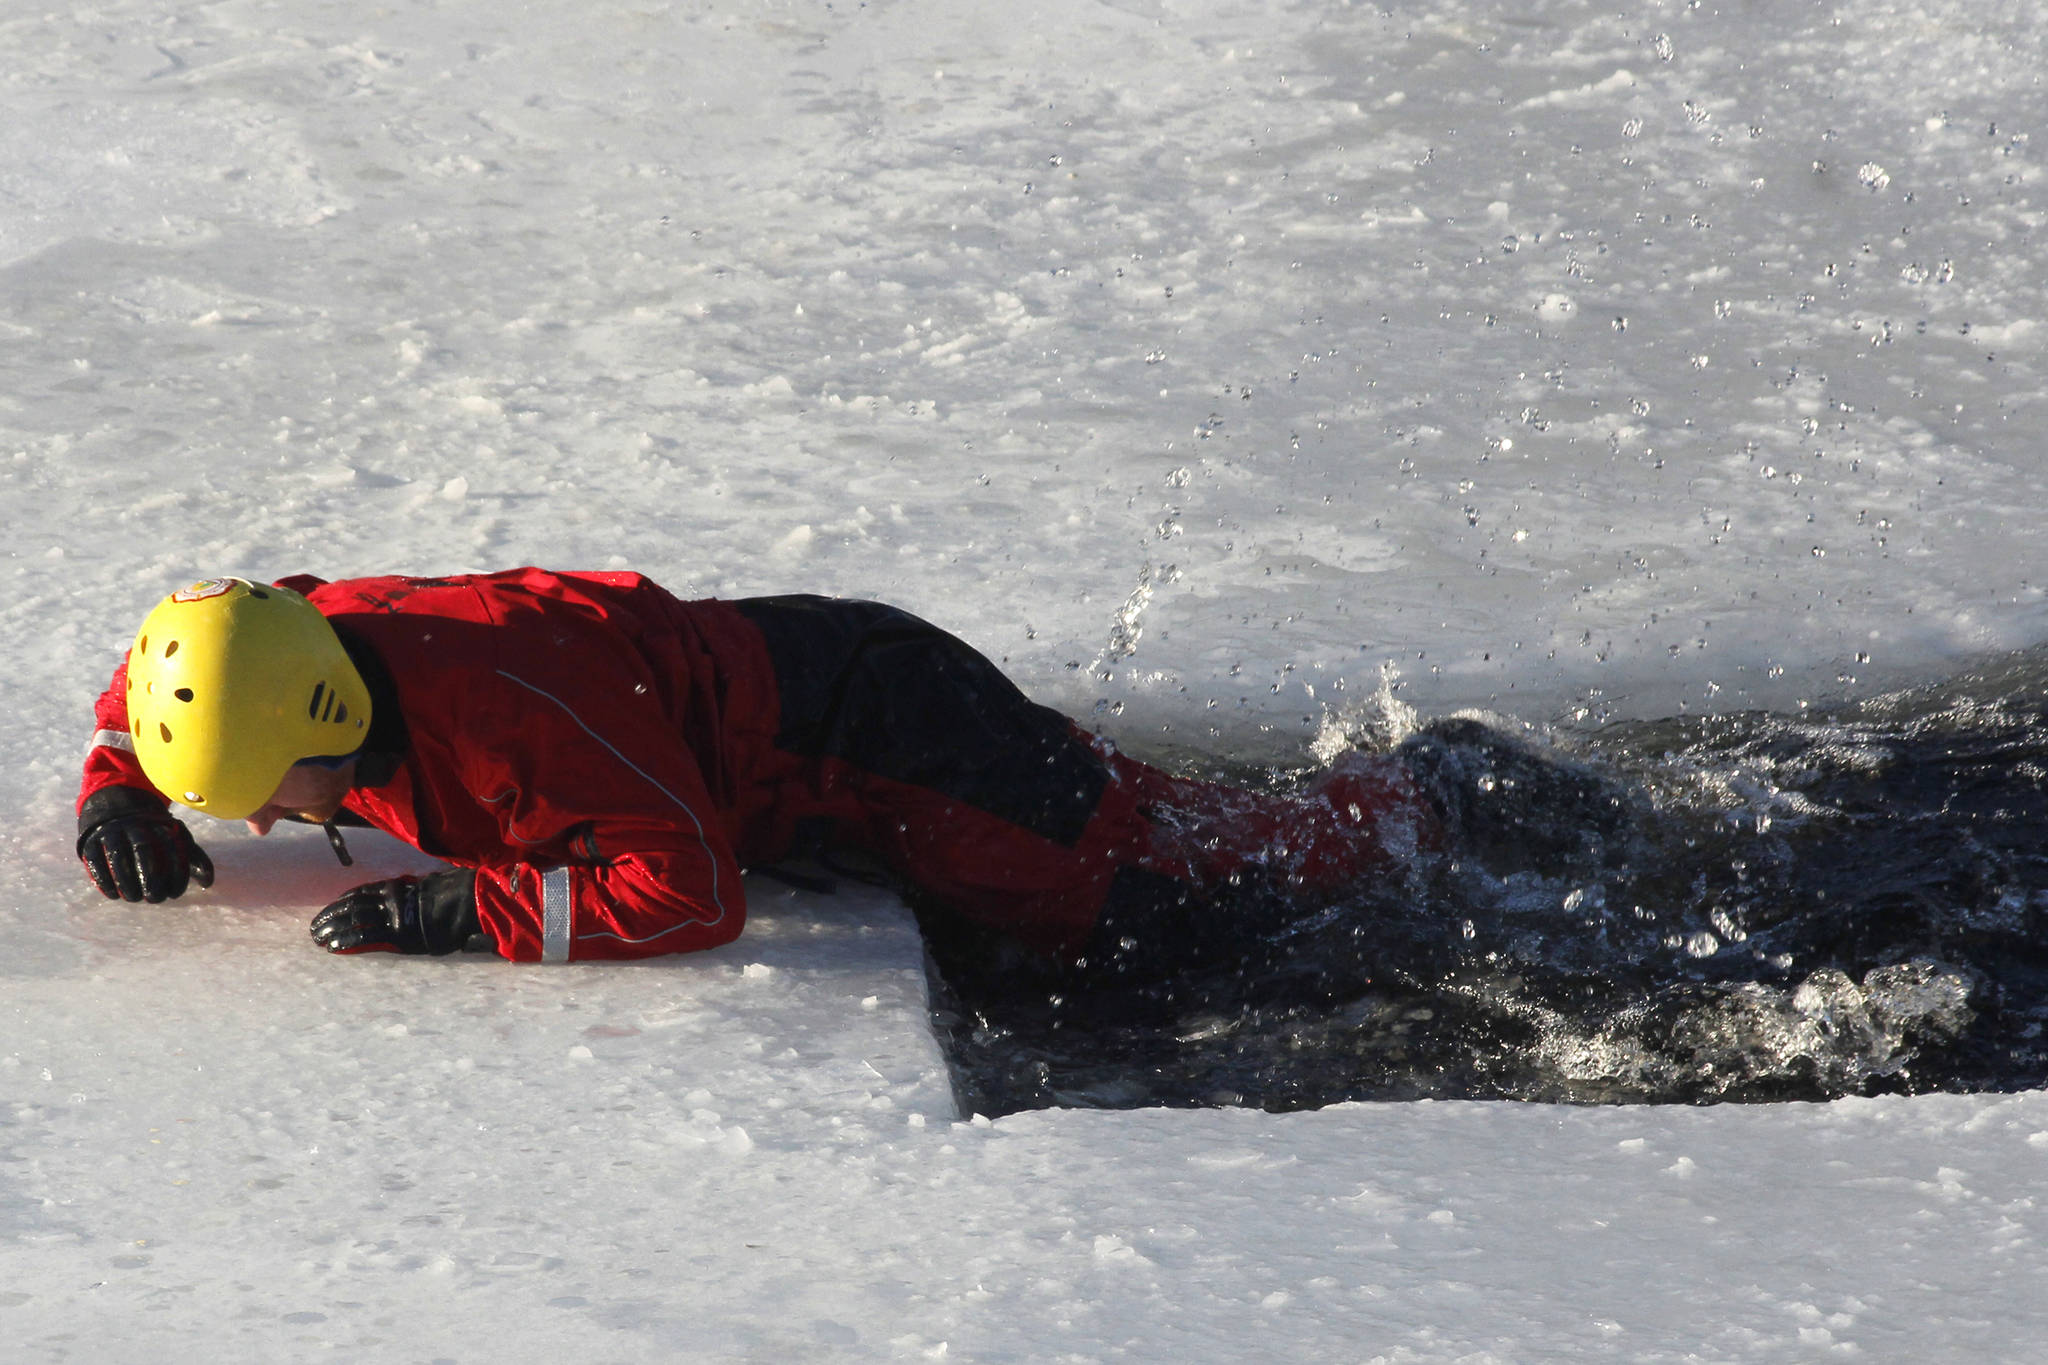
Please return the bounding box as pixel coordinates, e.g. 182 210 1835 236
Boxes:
1308 660 1424 767
1097 563 1155 667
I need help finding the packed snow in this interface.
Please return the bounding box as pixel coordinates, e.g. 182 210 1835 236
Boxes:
8 0 2048 1358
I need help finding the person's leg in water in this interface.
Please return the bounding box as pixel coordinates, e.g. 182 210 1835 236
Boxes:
1074 748 1453 979
1392 717 1637 873
1080 721 1642 978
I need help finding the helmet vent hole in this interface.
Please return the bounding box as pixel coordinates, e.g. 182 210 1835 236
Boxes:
333 701 349 724
249 588 269 599
163 640 179 657
138 635 148 654
159 722 173 743
174 687 194 703
308 682 326 719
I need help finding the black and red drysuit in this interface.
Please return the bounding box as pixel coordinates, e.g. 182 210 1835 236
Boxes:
78 569 1445 963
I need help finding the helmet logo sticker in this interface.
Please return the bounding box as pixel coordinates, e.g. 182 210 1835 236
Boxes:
171 578 238 603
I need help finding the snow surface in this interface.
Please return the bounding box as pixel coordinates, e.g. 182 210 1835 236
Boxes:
8 0 2048 1359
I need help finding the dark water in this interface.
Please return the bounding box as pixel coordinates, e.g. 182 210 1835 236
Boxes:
922 650 2048 1115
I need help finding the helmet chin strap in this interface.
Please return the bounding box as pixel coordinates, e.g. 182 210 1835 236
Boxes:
323 821 353 867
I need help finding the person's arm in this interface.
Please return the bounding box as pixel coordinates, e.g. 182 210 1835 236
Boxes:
76 657 214 902
312 653 749 962
468 830 747 962
310 840 748 961
311 817 747 963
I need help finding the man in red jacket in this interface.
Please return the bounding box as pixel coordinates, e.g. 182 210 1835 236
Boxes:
79 571 1598 968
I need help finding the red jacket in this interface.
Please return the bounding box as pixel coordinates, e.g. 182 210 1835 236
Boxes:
83 569 786 962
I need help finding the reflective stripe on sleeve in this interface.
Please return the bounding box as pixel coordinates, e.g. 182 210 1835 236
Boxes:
88 728 136 755
541 867 573 963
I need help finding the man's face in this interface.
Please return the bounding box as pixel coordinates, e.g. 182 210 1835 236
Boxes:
244 760 355 836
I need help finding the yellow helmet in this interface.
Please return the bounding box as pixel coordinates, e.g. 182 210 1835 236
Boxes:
125 578 372 821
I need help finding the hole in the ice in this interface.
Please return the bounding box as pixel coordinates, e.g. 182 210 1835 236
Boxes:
921 652 2048 1116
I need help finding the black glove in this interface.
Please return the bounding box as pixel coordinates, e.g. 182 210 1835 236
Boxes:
77 787 215 903
311 870 484 956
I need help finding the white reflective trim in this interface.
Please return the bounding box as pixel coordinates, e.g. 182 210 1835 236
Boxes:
89 728 136 756
541 867 573 964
